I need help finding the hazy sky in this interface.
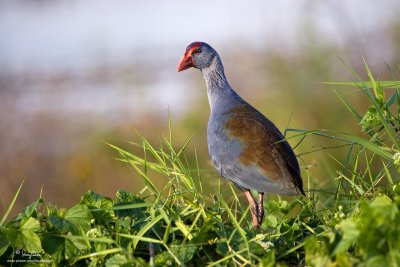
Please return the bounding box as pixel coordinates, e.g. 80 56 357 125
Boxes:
1 1 399 72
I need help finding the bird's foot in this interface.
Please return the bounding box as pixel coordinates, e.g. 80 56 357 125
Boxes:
257 192 264 226
244 190 260 228
257 203 264 226
250 206 260 228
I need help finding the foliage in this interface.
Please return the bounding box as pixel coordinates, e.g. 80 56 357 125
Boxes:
0 63 399 266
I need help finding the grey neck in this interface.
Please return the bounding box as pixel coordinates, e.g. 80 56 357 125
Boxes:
201 56 228 90
201 56 241 113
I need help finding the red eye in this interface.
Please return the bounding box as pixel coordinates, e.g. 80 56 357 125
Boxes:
193 48 201 54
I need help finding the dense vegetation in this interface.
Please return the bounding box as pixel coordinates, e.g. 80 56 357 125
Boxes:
1 63 399 266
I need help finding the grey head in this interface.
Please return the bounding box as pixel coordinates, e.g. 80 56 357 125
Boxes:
177 41 240 110
177 42 219 72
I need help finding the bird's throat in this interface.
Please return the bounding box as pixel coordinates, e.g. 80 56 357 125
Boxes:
201 56 228 91
201 56 241 113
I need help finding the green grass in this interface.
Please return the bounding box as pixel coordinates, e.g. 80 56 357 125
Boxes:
0 63 400 266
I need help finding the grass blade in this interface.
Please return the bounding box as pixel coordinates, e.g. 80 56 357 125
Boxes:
0 179 24 227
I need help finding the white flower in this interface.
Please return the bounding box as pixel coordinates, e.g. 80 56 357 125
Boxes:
86 228 101 238
254 234 275 251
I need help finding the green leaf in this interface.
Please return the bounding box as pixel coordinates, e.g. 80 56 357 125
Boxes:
0 231 10 257
115 190 137 204
265 214 278 228
81 191 113 209
81 191 115 223
366 255 391 267
360 106 381 132
127 214 164 250
155 251 175 266
305 236 331 266
20 217 41 232
171 244 197 264
191 217 218 244
247 240 267 255
13 198 43 221
18 230 42 253
64 204 92 232
114 191 148 218
105 253 129 267
42 234 65 264
333 219 360 255
370 195 397 221
6 218 43 254
265 201 282 214
49 204 92 234
64 233 90 260
13 217 43 253
216 242 228 256
259 250 276 267
5 226 19 249
43 234 91 264
49 215 79 234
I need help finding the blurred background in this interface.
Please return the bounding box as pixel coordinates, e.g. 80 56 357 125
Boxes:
1 1 399 215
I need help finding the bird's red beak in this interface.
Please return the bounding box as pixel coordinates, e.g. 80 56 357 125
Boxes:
177 53 193 72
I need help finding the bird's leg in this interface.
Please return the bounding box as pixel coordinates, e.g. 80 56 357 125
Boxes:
257 192 264 226
244 190 259 228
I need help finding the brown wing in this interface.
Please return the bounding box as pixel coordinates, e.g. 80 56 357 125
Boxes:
224 105 304 195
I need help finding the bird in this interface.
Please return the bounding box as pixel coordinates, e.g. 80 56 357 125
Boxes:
177 42 305 228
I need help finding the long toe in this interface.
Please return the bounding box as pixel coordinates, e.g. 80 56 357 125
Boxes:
257 203 264 226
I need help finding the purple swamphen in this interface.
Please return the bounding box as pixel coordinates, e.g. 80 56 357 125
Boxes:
177 42 305 228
